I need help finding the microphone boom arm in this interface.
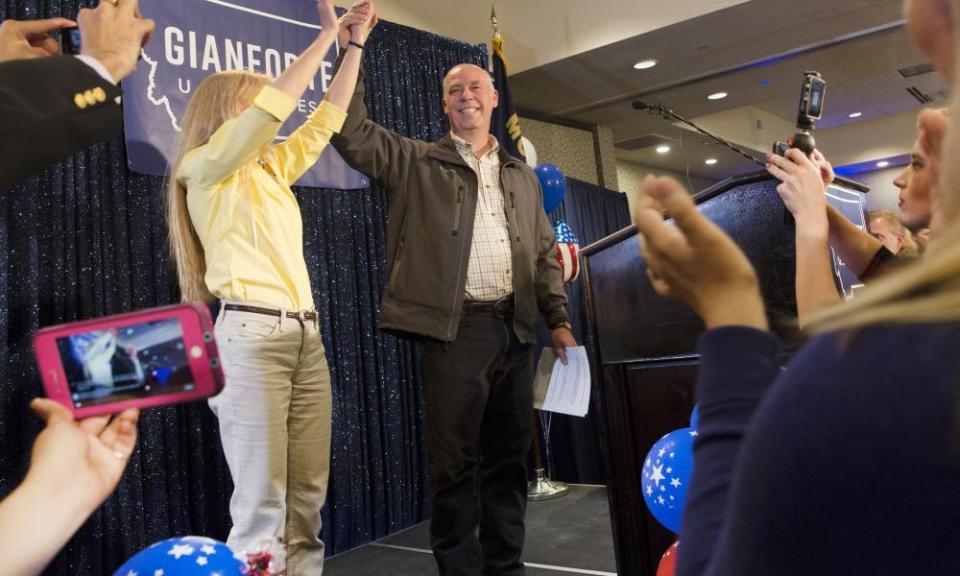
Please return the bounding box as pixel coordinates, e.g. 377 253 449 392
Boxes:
633 101 766 169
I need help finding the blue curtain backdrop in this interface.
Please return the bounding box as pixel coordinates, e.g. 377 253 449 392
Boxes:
537 179 631 484
0 0 631 572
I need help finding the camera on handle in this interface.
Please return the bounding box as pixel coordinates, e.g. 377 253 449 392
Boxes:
773 71 826 157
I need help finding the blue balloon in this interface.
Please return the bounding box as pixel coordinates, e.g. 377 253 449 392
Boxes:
112 536 246 576
535 163 567 213
690 405 700 429
641 428 696 533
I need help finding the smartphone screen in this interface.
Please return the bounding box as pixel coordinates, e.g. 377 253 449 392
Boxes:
61 26 81 55
56 317 196 409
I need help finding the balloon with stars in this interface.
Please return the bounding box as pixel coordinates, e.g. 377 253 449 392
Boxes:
641 427 697 533
112 536 246 576
553 219 581 284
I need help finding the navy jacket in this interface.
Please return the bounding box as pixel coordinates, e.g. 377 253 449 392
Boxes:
678 323 960 575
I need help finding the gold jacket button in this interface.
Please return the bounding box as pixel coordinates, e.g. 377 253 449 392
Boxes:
74 93 87 109
92 87 107 103
84 90 98 106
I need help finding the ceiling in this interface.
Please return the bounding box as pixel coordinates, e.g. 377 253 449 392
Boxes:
360 0 946 181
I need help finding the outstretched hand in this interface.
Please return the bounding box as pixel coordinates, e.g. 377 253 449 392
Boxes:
810 148 835 187
338 0 377 47
316 0 340 38
77 0 155 82
25 399 138 509
632 176 768 330
766 148 828 236
0 18 75 62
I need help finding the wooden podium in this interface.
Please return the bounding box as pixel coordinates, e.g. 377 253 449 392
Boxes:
581 171 867 575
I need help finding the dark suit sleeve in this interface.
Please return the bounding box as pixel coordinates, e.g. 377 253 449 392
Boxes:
0 56 122 191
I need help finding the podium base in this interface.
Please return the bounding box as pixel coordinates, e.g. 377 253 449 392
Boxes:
527 468 569 501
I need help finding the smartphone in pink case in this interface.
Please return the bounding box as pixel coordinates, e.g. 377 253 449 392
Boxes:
34 302 224 418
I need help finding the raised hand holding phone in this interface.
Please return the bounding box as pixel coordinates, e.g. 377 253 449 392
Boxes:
0 399 138 576
34 303 224 418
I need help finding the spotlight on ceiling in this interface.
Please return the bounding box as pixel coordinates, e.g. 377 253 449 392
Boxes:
707 92 728 101
633 59 658 70
655 145 671 154
705 158 719 166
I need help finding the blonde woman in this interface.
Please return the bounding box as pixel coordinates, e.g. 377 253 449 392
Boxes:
630 1 960 573
165 1 375 572
766 108 946 326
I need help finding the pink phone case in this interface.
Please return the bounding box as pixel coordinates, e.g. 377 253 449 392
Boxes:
34 302 224 418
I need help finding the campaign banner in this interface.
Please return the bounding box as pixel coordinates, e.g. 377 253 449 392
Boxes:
122 0 369 189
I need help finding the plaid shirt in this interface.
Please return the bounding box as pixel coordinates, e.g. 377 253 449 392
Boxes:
452 133 514 301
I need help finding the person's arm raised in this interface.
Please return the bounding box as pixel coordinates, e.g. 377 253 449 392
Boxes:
766 149 843 327
270 0 341 102
270 1 375 184
323 1 374 111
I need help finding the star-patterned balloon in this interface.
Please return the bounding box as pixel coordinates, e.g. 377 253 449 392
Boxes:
111 536 246 576
641 427 696 533
553 219 581 284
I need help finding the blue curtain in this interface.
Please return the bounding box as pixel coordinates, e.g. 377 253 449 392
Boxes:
536 178 631 484
0 1 485 572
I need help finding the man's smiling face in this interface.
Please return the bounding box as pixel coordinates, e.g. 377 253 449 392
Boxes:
442 64 499 137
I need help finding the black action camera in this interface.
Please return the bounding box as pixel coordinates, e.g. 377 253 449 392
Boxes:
773 71 826 157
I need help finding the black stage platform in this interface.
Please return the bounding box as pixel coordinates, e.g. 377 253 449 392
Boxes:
324 485 617 575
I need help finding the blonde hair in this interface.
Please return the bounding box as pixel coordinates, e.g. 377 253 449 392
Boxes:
166 70 270 301
810 3 960 332
868 210 920 257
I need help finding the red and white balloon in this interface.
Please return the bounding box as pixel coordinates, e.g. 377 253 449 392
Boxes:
553 219 580 284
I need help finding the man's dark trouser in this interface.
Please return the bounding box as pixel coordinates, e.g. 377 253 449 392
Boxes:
421 305 534 576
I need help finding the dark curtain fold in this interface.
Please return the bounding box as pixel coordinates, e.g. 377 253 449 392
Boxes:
535 178 631 485
0 0 486 571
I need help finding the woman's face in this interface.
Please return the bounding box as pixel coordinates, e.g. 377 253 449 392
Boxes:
893 133 936 228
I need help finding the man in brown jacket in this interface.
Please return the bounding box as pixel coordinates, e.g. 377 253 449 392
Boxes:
331 13 577 576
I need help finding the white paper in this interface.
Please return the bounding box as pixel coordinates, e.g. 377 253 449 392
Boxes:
539 346 591 417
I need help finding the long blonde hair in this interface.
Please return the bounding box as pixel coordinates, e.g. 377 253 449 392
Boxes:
810 2 960 332
166 70 270 301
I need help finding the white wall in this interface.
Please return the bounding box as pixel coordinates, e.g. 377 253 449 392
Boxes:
850 166 903 213
616 159 716 214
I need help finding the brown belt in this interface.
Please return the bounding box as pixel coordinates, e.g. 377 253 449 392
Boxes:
223 303 317 322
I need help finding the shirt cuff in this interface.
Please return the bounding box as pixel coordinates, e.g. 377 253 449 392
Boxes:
75 55 122 105
75 54 116 85
253 85 298 122
309 100 348 133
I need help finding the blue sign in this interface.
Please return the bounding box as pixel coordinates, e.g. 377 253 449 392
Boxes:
122 0 368 189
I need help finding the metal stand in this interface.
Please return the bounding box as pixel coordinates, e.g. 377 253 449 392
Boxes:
527 467 569 501
527 411 569 501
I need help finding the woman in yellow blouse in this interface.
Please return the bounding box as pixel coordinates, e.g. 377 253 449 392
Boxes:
165 1 376 572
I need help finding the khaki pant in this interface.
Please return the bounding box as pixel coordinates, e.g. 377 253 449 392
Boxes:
210 301 332 575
